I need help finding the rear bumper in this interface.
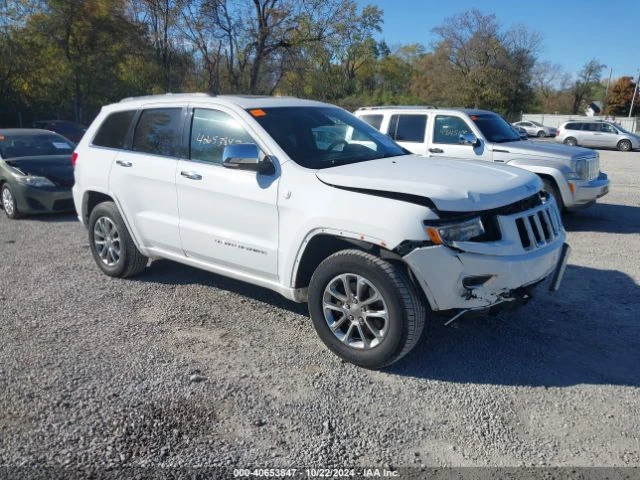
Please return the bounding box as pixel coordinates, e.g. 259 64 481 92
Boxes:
566 172 609 210
13 183 75 214
404 239 566 312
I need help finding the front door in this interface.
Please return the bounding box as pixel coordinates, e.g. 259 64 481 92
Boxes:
428 114 493 162
176 107 280 279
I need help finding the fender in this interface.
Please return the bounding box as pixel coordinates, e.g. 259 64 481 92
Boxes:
288 227 393 289
505 159 573 207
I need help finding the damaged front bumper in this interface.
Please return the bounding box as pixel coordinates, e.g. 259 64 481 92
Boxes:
403 240 569 314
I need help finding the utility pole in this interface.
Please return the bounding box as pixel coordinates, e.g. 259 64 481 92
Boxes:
629 71 640 118
603 67 613 115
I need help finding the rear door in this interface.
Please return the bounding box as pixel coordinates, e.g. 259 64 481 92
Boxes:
385 113 428 155
109 107 184 254
427 113 493 162
175 106 280 279
578 123 600 147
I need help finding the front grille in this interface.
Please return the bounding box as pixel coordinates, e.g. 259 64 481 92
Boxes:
514 203 561 250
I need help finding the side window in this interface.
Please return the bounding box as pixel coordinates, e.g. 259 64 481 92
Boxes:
566 123 582 131
388 114 427 142
132 108 183 157
93 110 136 149
434 115 473 144
585 123 599 132
599 123 616 133
359 114 384 130
190 109 255 164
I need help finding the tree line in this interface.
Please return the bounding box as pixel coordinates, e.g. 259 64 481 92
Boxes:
1 1 638 126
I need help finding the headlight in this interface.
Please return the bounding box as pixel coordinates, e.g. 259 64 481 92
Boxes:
15 175 56 187
574 159 587 179
425 217 485 245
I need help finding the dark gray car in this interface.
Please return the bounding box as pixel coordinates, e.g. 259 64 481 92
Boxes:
0 129 76 219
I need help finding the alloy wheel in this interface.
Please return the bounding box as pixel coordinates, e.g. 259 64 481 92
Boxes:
2 187 15 217
93 216 122 266
322 273 389 349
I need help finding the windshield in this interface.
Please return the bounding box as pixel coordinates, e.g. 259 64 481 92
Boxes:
471 114 521 143
0 133 74 159
609 123 632 134
249 107 408 169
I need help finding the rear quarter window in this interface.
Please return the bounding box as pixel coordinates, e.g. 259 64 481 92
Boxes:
93 110 136 149
565 123 582 130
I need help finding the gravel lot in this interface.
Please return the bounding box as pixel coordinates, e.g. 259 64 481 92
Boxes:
1 149 639 474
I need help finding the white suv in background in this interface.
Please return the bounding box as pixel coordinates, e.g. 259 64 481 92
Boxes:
355 106 610 212
73 94 569 368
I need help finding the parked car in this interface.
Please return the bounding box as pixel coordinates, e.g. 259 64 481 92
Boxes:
355 106 609 212
555 120 640 151
32 120 87 143
512 120 557 137
512 125 528 140
0 129 76 219
73 94 569 369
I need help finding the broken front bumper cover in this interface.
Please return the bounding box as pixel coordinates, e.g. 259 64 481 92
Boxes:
404 240 569 313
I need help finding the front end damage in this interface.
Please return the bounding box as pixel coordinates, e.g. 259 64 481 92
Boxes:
402 193 570 324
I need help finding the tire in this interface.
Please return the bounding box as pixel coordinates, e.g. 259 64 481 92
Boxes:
308 249 425 369
542 178 564 212
88 201 148 278
537 130 546 138
564 137 577 147
617 139 632 152
1 184 20 219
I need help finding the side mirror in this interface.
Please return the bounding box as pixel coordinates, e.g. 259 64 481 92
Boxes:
459 133 480 147
222 143 275 175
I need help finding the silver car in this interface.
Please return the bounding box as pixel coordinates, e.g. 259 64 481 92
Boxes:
556 120 640 151
512 120 557 137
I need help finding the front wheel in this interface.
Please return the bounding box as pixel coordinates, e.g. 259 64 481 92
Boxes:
88 201 148 278
617 139 632 152
1 184 20 219
308 249 425 369
542 178 564 212
537 130 546 138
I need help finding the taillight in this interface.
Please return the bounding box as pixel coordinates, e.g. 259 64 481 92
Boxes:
71 152 78 167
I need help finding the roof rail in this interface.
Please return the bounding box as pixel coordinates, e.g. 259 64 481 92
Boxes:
119 92 214 103
356 105 438 111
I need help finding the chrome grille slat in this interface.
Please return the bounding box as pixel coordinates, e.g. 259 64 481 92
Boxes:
510 200 561 251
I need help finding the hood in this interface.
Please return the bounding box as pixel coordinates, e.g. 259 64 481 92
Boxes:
5 155 74 188
495 140 591 160
316 155 541 212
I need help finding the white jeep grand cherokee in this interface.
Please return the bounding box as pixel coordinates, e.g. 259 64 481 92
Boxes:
72 94 569 369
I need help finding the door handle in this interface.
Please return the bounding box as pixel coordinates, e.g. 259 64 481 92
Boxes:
429 148 444 154
180 171 202 180
115 160 133 167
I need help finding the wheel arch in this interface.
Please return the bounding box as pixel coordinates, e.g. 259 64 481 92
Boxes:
82 190 115 225
292 233 402 290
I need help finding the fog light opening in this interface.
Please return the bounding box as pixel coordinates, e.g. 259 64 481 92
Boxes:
462 275 494 289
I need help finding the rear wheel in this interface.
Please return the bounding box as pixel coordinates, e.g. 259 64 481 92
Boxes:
617 139 632 152
1 184 20 219
308 249 425 369
88 201 148 278
564 137 577 147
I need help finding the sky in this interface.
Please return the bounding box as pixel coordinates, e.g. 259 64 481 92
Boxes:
357 0 640 80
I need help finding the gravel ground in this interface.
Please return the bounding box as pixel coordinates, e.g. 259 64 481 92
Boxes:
1 149 639 474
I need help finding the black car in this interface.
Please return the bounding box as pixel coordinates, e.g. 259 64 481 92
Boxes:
0 129 76 219
32 120 87 143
